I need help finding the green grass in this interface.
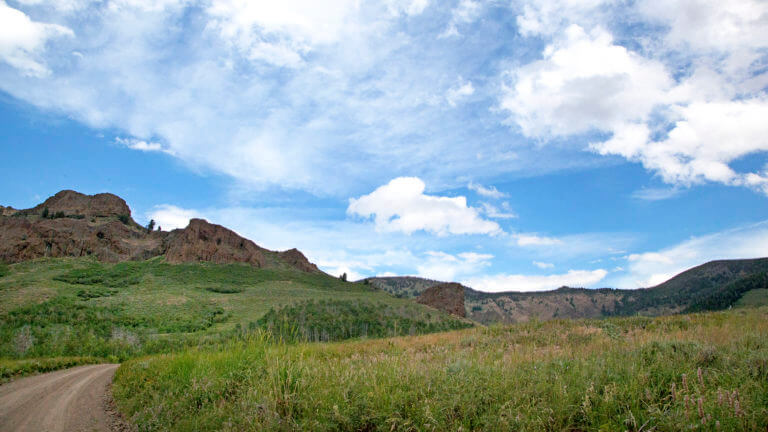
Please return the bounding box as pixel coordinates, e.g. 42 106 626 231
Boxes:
114 307 768 431
0 257 467 360
258 299 472 342
736 289 768 308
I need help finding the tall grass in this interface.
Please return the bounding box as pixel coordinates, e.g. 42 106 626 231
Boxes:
114 307 768 431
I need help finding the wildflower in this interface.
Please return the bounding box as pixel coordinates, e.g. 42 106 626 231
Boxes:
697 367 704 387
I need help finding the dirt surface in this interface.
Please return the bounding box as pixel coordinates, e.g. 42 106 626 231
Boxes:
0 364 120 432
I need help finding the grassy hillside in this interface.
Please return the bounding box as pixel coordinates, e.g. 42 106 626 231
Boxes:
114 307 768 431
0 257 468 360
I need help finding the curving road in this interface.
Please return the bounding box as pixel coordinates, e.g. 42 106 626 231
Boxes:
0 364 120 432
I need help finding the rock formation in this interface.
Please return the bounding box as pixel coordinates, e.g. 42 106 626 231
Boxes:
30 190 132 218
0 190 321 273
278 248 319 272
164 219 266 267
416 282 466 317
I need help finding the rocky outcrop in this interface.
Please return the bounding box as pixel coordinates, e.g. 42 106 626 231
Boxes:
0 206 17 217
0 190 322 273
164 219 266 267
416 283 466 317
30 190 132 218
0 216 164 263
278 248 319 273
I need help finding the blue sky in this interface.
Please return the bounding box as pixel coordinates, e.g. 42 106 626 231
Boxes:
1 0 767 291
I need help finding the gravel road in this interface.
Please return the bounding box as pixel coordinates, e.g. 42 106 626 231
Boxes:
0 364 120 432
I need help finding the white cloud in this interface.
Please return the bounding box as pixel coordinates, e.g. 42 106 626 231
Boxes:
637 0 768 53
480 202 517 219
0 1 72 76
631 187 682 201
347 177 501 236
501 25 673 137
440 0 481 38
593 100 768 194
610 221 768 288
446 79 474 107
533 261 554 269
115 137 172 154
385 0 430 16
468 182 507 199
147 204 201 231
502 19 768 196
464 268 608 292
512 233 562 247
417 250 493 281
515 0 613 37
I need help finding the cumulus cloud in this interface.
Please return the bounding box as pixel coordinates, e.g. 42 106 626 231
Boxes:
610 221 768 288
533 261 554 269
464 268 608 292
347 177 501 236
502 11 768 196
0 1 72 76
417 250 493 281
501 25 673 137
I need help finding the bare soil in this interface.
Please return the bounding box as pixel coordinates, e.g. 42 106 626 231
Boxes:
0 364 120 432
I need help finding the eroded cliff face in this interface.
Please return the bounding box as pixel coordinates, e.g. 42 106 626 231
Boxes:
0 190 321 273
164 218 266 267
416 283 466 318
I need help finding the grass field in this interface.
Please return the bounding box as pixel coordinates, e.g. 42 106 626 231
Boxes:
0 257 468 361
114 307 768 431
3 257 767 431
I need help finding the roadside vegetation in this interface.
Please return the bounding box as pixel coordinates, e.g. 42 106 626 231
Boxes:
0 356 104 384
114 307 768 431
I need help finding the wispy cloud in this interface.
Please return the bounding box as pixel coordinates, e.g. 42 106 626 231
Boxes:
468 182 507 199
608 221 768 288
464 268 608 292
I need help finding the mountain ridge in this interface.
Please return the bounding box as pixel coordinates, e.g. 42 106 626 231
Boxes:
365 257 768 324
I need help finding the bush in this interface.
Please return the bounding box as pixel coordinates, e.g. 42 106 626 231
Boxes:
118 214 130 225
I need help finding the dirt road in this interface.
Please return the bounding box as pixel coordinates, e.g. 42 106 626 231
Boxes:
0 364 120 432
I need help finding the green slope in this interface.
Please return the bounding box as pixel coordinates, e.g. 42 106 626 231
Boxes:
0 257 470 361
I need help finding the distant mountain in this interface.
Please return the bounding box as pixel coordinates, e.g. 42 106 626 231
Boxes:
0 190 320 273
365 257 768 324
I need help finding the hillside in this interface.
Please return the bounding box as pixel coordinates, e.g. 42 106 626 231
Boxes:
366 257 768 324
0 191 471 361
0 258 471 361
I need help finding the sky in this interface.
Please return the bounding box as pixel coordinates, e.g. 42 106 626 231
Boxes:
1 0 767 292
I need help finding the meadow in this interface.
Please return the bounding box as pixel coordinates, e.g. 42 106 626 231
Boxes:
114 307 768 431
0 258 468 366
